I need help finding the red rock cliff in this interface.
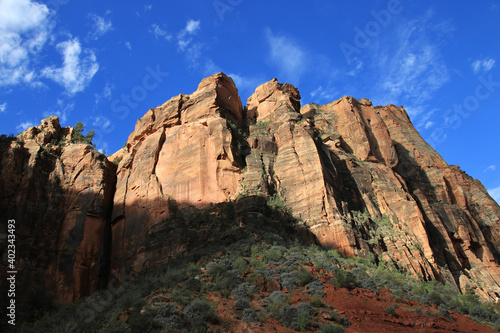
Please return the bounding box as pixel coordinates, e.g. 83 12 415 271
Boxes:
2 73 500 306
0 116 116 307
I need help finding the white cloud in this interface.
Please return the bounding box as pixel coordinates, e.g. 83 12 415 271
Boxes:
16 120 35 132
310 85 337 102
0 103 6 113
346 59 364 77
265 28 306 84
471 58 495 74
488 186 500 204
42 38 99 95
484 165 496 172
144 4 152 11
92 115 112 129
124 41 132 50
177 19 201 51
0 0 53 86
373 12 450 106
151 24 172 41
424 121 434 129
88 13 113 40
94 82 114 106
43 99 74 124
227 73 267 97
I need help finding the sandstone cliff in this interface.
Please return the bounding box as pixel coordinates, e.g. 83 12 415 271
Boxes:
0 116 116 309
1 73 500 310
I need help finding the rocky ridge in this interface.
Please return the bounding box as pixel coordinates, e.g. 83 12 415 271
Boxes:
1 72 500 314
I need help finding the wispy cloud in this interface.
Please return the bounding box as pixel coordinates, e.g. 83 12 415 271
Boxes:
227 73 267 98
42 38 99 95
471 58 495 74
488 186 500 204
370 11 452 123
16 120 35 132
484 165 496 172
265 28 306 84
123 41 132 50
177 19 201 51
88 13 113 40
0 0 53 87
0 103 6 113
94 82 114 106
310 85 338 102
150 24 172 41
92 115 112 129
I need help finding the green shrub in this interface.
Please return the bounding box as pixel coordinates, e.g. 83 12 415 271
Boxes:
280 305 298 330
296 303 315 331
266 291 288 319
184 299 217 332
310 298 326 308
153 303 183 330
386 305 397 316
243 308 258 322
233 257 248 274
306 279 325 298
331 269 357 289
320 323 346 333
234 299 250 309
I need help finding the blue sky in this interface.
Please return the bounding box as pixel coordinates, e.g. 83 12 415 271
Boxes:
0 0 499 203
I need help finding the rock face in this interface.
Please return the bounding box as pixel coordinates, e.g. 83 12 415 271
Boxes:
1 73 500 306
0 117 116 306
110 73 244 275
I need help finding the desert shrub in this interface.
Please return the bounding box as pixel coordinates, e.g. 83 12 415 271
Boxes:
339 316 351 327
386 305 397 316
234 299 250 309
268 245 287 262
331 269 357 289
438 304 453 321
100 321 131 332
281 272 298 291
243 308 259 322
185 277 202 292
266 291 288 319
250 258 264 269
170 288 190 306
184 299 217 332
233 257 248 274
320 323 346 333
310 298 326 308
154 303 183 330
266 291 287 305
206 259 233 277
254 266 274 280
280 305 298 330
295 266 313 286
415 307 423 315
231 282 257 302
206 259 243 295
297 309 311 331
283 251 308 268
306 279 325 298
296 303 316 331
296 303 317 317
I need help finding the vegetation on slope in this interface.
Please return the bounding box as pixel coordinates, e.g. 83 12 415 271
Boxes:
17 197 500 333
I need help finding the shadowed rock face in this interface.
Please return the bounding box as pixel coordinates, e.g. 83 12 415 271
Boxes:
0 116 116 306
1 73 500 307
